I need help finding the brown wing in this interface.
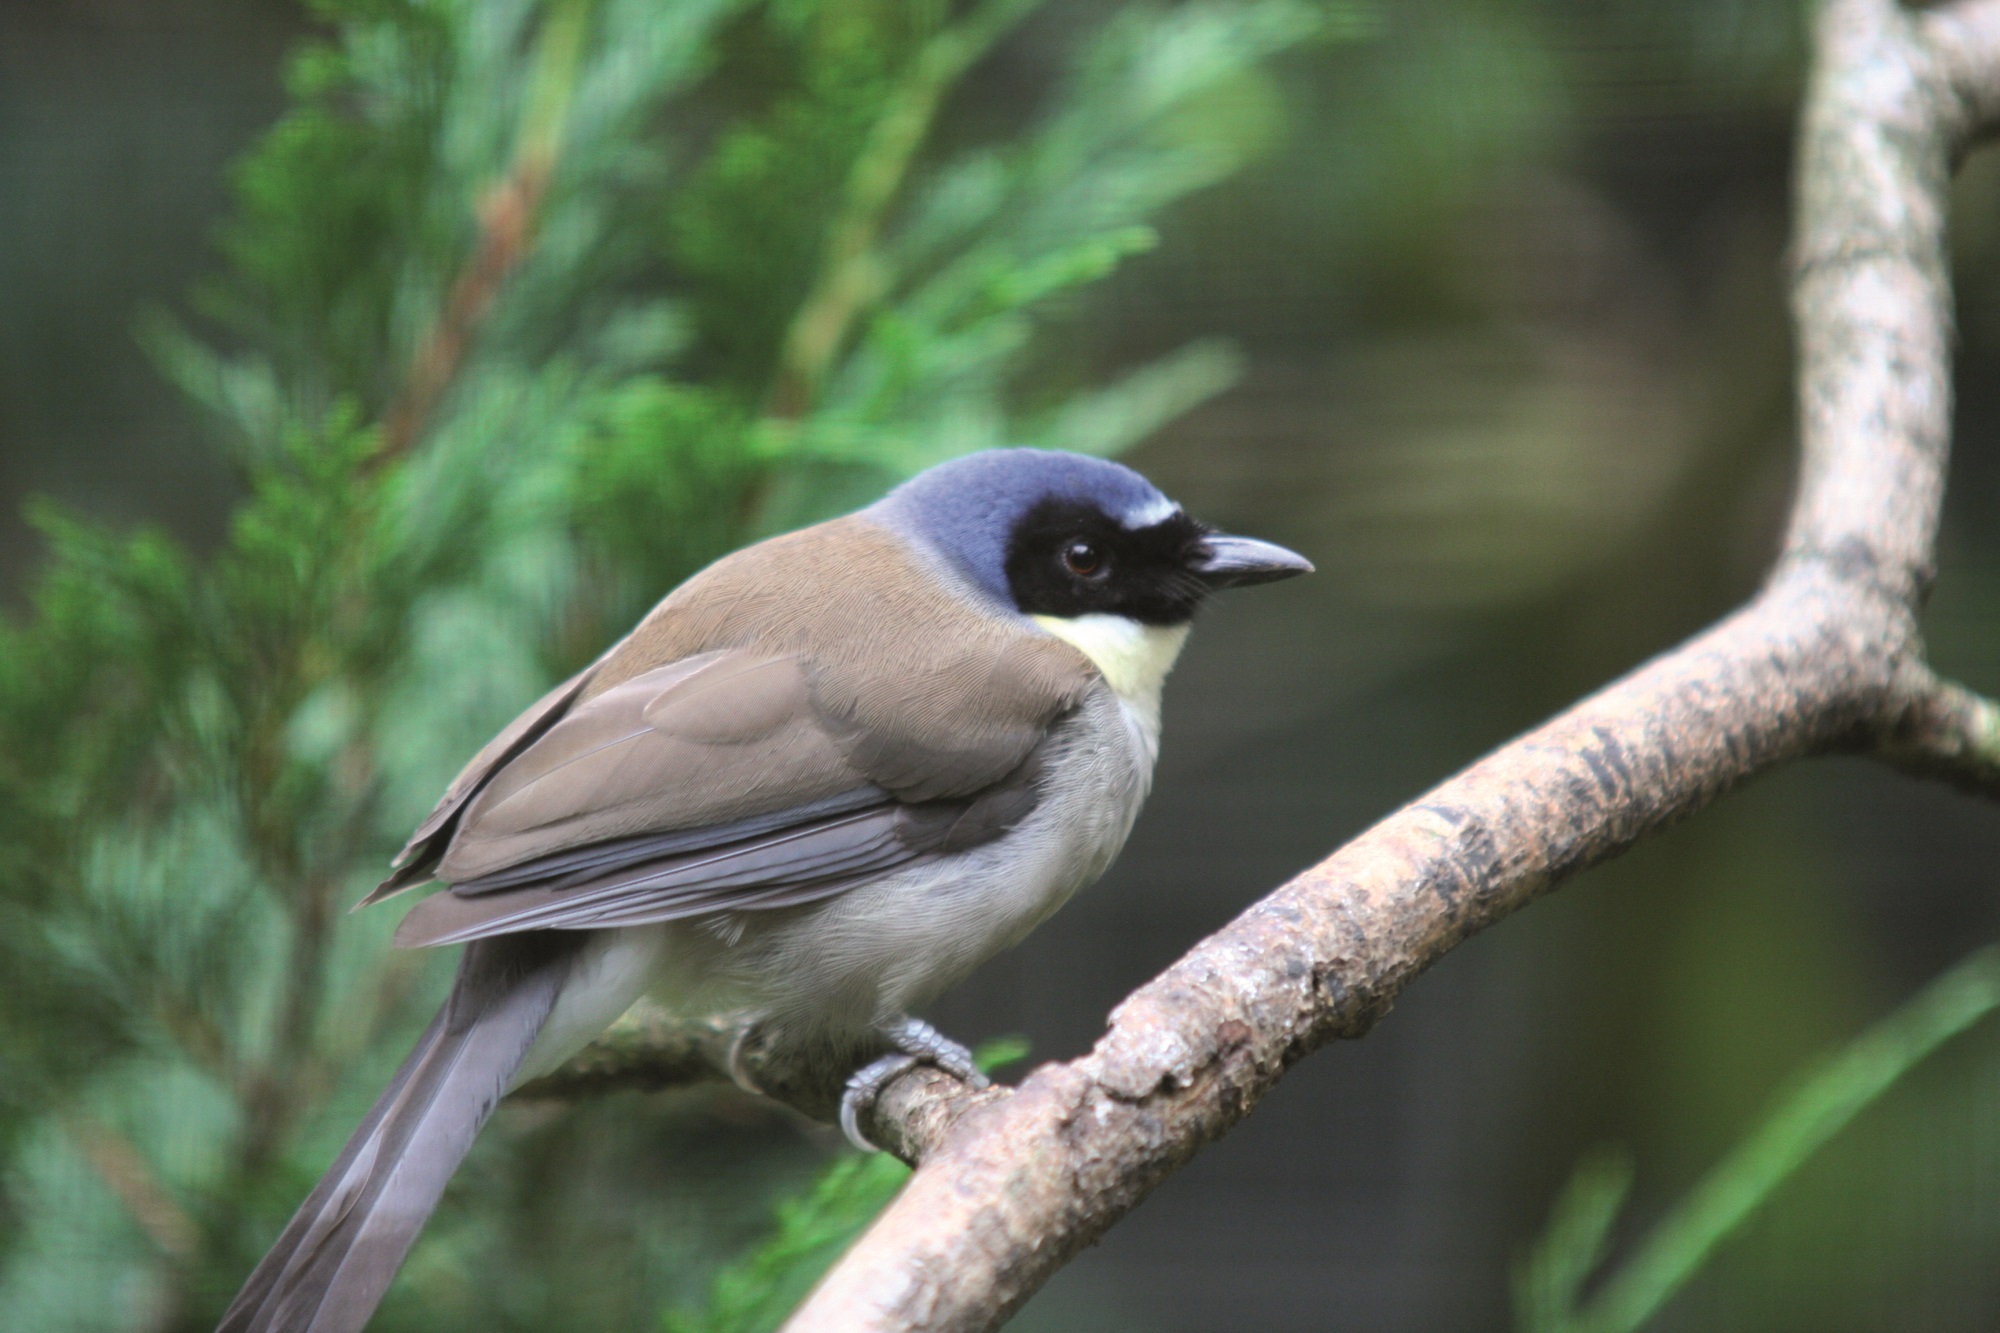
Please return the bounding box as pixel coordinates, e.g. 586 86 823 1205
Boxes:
434 651 864 882
585 513 1096 803
392 774 1044 948
384 515 1097 946
362 659 603 905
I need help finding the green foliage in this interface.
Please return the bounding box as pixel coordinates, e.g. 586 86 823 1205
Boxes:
0 1 1339 1328
1515 1149 1636 1333
670 0 955 389
1514 941 2000 1333
567 380 758 621
663 1154 912 1333
663 1037 1026 1333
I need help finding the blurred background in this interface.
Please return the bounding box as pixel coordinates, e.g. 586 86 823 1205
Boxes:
7 0 2000 1330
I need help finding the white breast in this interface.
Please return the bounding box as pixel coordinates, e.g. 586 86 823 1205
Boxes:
524 621 1186 1065
684 683 1163 1040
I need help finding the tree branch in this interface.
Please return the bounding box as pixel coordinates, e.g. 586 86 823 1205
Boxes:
1875 669 2000 795
512 1000 731 1100
528 0 2000 1326
1922 0 2000 141
373 0 589 465
64 1115 200 1264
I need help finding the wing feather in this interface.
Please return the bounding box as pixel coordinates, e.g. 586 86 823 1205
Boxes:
379 516 1098 944
435 652 862 882
449 787 890 896
361 660 604 906
396 803 950 947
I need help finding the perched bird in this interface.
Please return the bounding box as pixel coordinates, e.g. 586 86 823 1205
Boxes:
218 448 1310 1333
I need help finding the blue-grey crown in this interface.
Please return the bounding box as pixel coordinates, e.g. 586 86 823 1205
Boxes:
869 449 1176 604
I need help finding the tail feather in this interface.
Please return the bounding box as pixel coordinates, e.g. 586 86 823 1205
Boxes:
219 935 576 1333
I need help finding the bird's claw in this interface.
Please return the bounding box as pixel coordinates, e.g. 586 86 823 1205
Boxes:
726 1022 764 1096
838 1018 990 1153
839 1053 921 1152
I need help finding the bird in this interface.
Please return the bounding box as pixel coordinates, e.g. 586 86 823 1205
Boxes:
216 447 1311 1333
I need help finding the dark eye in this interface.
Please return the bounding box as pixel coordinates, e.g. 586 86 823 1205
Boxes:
1063 540 1105 578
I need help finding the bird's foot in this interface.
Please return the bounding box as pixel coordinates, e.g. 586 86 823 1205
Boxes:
838 1053 919 1153
838 1017 990 1153
726 1021 765 1096
880 1016 988 1086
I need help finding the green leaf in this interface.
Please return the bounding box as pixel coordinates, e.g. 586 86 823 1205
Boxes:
662 1154 912 1333
1516 942 2000 1333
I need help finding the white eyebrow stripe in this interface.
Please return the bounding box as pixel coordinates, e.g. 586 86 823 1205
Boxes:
1121 496 1181 528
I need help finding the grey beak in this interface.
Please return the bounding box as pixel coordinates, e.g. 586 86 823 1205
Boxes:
1191 533 1315 589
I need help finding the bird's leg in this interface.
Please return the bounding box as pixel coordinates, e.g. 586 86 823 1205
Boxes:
838 1016 990 1153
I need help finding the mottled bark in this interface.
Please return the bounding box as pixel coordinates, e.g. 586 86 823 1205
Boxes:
533 2 2000 1329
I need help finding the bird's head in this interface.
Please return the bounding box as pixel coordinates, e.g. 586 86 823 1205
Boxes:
871 449 1311 713
872 448 1313 626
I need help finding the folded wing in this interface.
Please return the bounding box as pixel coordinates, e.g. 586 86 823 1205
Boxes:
378 529 1096 946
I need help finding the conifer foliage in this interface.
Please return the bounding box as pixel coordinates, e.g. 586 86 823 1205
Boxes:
0 0 1336 1328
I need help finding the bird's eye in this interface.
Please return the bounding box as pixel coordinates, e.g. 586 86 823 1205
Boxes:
1063 540 1104 578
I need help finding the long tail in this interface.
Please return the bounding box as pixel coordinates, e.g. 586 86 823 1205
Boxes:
218 934 576 1333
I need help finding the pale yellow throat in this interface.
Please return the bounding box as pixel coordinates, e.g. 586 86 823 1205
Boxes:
1030 614 1190 728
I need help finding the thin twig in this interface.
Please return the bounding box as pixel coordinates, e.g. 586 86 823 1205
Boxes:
64 1116 200 1262
373 0 591 465
513 1001 733 1099
1923 0 2000 140
1875 669 2000 795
